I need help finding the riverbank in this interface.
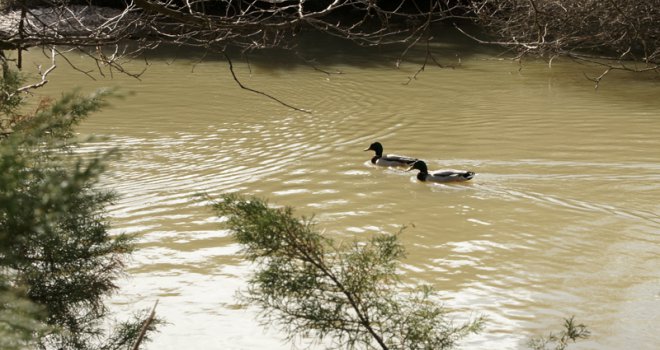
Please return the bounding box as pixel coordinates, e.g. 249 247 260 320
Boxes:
0 6 139 49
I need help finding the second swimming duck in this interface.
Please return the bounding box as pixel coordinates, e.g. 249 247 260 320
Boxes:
407 160 475 183
364 141 418 167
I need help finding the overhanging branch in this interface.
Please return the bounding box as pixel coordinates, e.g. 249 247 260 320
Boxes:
223 52 311 114
14 47 57 96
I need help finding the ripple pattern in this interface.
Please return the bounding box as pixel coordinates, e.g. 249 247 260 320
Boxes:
58 53 660 350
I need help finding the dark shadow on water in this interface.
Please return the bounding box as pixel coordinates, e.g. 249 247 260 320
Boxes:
135 24 501 72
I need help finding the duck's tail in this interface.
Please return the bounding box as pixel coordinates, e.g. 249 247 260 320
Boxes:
463 171 475 180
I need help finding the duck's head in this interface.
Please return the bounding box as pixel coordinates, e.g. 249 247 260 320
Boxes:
406 160 428 173
363 141 384 156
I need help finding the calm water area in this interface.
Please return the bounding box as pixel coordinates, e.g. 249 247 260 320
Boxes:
23 33 660 349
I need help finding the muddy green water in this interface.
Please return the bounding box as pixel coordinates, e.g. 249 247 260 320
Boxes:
24 40 659 349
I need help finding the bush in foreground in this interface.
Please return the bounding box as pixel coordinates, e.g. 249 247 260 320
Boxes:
213 193 484 350
1 67 159 349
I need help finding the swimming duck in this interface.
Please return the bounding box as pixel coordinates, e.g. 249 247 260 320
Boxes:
407 160 475 183
364 142 418 167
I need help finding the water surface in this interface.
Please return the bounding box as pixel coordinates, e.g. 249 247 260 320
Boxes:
26 41 660 349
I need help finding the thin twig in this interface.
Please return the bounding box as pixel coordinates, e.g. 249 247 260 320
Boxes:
55 47 97 80
15 47 57 95
223 52 311 114
403 36 455 85
294 51 343 76
191 49 209 73
584 68 612 90
132 299 159 350
403 49 429 85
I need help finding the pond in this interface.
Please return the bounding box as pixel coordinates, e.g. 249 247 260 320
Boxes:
25 35 660 349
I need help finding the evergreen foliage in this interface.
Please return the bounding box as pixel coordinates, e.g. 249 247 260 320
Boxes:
0 60 23 117
529 317 590 350
0 68 159 349
213 194 484 350
0 278 45 350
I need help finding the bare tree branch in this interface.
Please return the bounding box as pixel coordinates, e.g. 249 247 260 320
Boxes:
0 1 656 90
403 35 457 85
132 299 159 350
224 51 311 113
294 51 343 76
14 46 56 96
464 0 659 70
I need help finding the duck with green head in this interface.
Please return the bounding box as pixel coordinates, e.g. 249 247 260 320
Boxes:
364 141 418 167
407 160 475 183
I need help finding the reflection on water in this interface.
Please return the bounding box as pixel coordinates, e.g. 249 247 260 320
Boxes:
25 41 660 350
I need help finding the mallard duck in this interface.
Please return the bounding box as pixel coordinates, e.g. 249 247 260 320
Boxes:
364 142 418 167
407 160 475 183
